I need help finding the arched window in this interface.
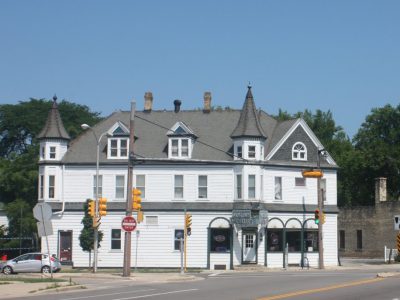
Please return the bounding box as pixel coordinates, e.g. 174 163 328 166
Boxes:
292 142 307 161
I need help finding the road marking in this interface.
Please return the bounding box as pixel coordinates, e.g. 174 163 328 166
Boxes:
257 277 385 300
59 289 156 300
112 288 198 299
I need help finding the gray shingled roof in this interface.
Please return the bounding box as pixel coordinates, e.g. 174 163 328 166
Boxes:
37 99 70 140
230 86 267 139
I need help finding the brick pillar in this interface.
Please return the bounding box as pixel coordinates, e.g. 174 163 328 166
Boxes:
375 177 387 204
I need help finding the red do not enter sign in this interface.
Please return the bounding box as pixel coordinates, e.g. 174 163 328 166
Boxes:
121 216 137 232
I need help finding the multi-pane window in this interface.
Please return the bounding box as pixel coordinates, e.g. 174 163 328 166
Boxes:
41 147 45 159
248 175 256 198
49 146 56 159
109 138 128 158
174 175 184 199
248 146 256 158
170 138 190 158
245 234 255 248
93 175 103 198
275 177 282 200
339 230 345 249
111 229 121 250
295 177 306 187
136 175 146 198
356 230 362 250
292 142 307 160
236 175 242 199
48 175 55 199
237 146 242 158
174 229 184 250
115 175 125 199
198 175 207 199
39 175 44 199
321 179 327 202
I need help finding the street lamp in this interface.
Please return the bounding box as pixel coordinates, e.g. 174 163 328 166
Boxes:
81 123 111 273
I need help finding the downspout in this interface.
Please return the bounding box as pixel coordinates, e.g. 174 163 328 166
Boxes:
54 164 65 215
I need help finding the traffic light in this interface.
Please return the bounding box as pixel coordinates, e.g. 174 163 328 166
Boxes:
132 188 142 211
314 209 320 224
322 211 326 224
185 213 192 236
88 200 95 217
99 197 107 217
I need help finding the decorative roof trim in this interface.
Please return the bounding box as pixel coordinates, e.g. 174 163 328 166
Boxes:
166 121 196 137
108 121 130 136
38 99 70 140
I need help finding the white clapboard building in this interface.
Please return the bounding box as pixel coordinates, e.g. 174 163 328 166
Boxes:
37 88 338 269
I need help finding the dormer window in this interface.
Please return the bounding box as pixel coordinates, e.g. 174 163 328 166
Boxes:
292 142 307 161
107 122 130 159
49 146 56 159
237 146 242 158
167 122 196 159
248 146 256 158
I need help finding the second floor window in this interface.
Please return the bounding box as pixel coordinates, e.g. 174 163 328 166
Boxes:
237 146 242 158
115 175 125 199
109 138 128 158
93 175 103 198
248 175 256 198
292 142 307 161
236 174 242 199
170 138 190 158
248 146 256 158
49 147 56 159
295 177 306 187
198 175 207 199
321 178 327 202
48 175 55 198
39 175 44 199
275 177 282 200
136 175 146 198
174 175 184 199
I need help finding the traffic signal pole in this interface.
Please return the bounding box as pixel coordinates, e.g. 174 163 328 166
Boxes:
123 101 136 277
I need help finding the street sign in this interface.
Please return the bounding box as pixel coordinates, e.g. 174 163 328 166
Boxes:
33 203 52 221
122 216 137 232
37 220 53 237
394 215 400 231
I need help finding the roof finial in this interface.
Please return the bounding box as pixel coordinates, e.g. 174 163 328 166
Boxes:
248 81 252 89
53 94 57 102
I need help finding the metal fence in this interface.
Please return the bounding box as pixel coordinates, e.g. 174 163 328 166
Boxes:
0 237 39 260
384 245 398 263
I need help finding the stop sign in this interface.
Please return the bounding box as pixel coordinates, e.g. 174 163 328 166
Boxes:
121 216 137 232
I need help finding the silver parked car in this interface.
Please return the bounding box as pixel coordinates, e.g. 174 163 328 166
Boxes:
2 252 61 275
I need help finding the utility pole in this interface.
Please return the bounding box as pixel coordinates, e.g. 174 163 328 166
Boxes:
317 149 325 269
123 101 136 277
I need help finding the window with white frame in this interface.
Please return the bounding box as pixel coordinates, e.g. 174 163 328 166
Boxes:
236 174 242 199
237 146 242 158
292 142 307 161
39 175 44 199
174 175 184 199
248 145 256 158
49 146 56 159
109 138 128 158
93 175 103 198
146 216 158 225
48 175 55 199
248 175 256 199
115 175 125 199
136 175 146 198
170 138 190 158
111 229 121 250
275 177 282 200
174 229 184 250
198 175 207 199
41 146 45 159
321 178 327 202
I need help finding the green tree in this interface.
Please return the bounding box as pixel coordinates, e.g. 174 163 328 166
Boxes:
79 200 103 267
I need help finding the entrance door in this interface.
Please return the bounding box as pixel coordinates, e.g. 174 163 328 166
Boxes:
243 233 257 263
59 231 72 263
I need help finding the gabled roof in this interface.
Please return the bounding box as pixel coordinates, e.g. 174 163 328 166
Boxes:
167 121 197 137
37 97 70 140
230 86 267 139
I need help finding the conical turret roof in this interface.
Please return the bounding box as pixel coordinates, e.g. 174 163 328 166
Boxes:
230 86 266 139
37 96 70 140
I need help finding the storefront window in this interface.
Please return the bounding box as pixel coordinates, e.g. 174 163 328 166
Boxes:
210 228 230 253
303 230 318 252
267 229 283 252
286 230 302 252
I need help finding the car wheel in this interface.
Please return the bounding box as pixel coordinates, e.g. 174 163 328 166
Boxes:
3 266 13 275
42 266 51 274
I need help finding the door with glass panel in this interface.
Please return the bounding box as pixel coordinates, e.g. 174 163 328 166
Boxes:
242 232 257 263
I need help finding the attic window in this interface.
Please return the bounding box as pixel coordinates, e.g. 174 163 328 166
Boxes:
108 138 128 159
170 138 190 158
292 142 307 161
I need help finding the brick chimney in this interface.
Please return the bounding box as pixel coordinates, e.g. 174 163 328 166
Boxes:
174 99 181 113
375 177 387 204
203 91 211 113
144 92 153 112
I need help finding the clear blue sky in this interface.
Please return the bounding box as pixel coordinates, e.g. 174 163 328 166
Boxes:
1 0 399 138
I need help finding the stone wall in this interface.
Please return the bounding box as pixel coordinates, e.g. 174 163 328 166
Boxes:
338 201 400 257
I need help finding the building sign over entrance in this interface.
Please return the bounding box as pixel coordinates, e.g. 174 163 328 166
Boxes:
231 209 268 226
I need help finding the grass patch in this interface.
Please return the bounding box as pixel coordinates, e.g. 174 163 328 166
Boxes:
0 282 11 285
